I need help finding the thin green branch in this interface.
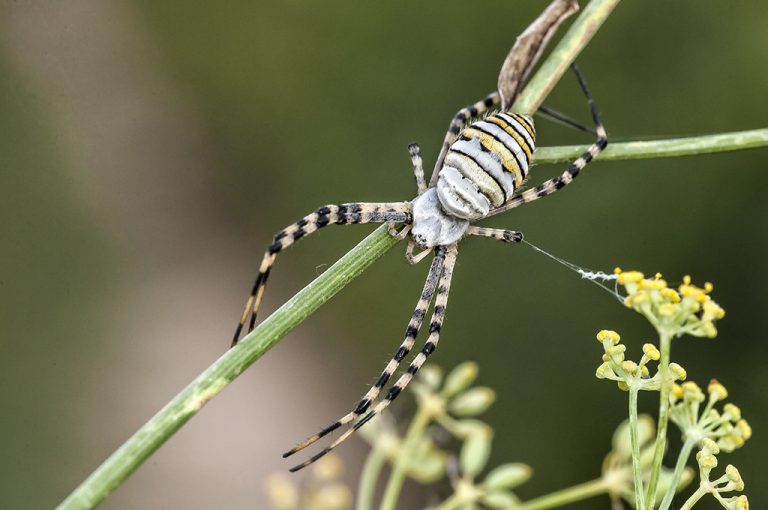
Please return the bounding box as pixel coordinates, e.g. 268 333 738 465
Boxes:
645 333 673 510
534 128 768 164
513 0 620 114
629 387 646 510
659 437 696 510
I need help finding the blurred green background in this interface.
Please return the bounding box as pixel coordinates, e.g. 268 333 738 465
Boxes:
1 1 766 508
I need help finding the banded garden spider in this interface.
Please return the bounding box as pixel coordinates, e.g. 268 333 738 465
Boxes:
231 62 607 471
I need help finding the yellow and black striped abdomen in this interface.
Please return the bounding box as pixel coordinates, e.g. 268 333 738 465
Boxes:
435 112 536 220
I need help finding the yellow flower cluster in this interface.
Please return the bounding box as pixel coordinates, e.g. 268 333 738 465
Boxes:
595 330 685 391
614 269 725 338
669 380 752 453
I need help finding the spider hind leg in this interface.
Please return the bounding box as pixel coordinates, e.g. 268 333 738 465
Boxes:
285 244 458 471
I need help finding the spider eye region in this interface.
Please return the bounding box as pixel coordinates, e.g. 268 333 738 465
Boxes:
411 188 469 248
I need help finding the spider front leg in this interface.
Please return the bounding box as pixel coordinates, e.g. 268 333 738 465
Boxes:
285 244 458 472
231 202 412 347
466 226 524 243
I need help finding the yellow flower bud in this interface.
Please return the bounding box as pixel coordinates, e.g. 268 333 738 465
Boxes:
702 437 720 454
661 288 681 303
617 270 644 284
596 329 621 345
737 419 752 440
736 495 749 510
621 360 638 375
669 363 687 381
643 343 660 360
724 403 742 421
596 362 612 379
708 380 728 402
697 452 718 469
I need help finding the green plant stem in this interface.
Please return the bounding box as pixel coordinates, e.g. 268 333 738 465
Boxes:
378 405 433 510
357 444 388 510
514 0 620 114
513 478 610 510
679 486 707 510
534 128 768 164
645 332 673 510
56 225 399 510
629 386 646 510
658 437 696 510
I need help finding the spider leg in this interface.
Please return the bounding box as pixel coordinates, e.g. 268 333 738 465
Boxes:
405 240 433 265
387 143 427 241
408 143 428 196
287 244 458 472
431 92 501 185
465 226 524 244
536 104 597 136
282 246 447 461
489 63 608 217
231 202 412 347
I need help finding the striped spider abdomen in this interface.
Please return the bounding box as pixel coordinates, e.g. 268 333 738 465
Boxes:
436 112 536 220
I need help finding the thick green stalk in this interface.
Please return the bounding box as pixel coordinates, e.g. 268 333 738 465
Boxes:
534 128 768 164
645 332 673 510
659 437 696 510
513 478 610 510
629 386 646 510
56 225 399 510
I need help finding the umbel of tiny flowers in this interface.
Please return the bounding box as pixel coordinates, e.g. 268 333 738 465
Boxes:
615 270 725 339
656 380 752 510
595 330 687 392
669 380 752 453
678 439 748 510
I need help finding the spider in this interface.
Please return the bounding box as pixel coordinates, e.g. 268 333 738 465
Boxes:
231 62 607 472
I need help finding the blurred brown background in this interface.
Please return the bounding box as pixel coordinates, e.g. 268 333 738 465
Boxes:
1 1 766 509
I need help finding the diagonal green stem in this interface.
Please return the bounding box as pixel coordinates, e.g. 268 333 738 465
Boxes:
658 437 696 510
56 225 399 510
534 128 768 164
513 478 610 510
